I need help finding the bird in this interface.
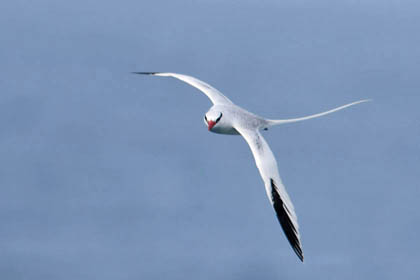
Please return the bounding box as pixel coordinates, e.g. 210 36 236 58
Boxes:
132 72 369 262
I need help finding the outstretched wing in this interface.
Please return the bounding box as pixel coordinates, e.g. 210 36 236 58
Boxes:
235 126 304 262
132 72 233 105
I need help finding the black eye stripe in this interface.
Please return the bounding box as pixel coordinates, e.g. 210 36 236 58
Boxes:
215 113 223 123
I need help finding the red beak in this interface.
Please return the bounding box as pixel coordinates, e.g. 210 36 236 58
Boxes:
207 120 216 131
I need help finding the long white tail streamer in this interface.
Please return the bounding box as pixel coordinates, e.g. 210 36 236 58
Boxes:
268 99 371 126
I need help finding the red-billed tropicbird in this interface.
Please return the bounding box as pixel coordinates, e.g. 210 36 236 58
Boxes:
133 72 369 262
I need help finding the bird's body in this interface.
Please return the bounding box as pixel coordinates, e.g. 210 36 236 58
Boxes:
133 72 369 262
206 104 267 135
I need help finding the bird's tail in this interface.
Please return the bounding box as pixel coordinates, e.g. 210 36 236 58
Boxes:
267 99 371 126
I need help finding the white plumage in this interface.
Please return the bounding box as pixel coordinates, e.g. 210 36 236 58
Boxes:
133 72 370 262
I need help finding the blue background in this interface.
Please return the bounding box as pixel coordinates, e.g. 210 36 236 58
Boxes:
1 0 419 279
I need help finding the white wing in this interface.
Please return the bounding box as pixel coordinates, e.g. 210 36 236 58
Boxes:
132 72 233 105
235 126 304 261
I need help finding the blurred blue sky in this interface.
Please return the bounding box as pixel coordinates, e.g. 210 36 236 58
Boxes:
1 0 419 279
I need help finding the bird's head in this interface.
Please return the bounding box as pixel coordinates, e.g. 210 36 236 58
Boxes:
204 110 223 131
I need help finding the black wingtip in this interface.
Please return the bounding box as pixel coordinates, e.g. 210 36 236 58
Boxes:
297 251 304 262
270 178 304 263
131 72 159 75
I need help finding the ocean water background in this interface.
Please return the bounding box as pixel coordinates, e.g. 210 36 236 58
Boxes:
1 1 419 279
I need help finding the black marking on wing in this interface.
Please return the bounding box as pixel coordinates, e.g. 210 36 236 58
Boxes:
131 72 160 75
255 133 263 150
270 178 304 262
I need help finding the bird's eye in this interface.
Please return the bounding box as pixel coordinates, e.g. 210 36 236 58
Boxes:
215 113 223 123
204 115 208 123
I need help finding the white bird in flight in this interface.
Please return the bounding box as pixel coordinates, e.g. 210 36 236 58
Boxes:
133 72 369 262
